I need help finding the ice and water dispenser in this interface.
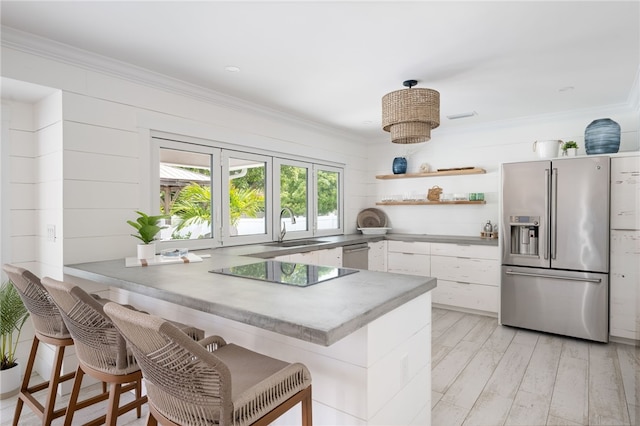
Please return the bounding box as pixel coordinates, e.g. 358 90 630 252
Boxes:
509 216 539 256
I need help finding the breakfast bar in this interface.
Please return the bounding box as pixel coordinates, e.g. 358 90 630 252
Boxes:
64 250 437 425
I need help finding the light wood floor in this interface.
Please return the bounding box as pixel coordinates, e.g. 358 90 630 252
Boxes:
1 308 638 425
432 307 639 426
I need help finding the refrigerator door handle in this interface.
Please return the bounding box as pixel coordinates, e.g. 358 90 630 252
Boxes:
505 269 602 284
544 168 550 260
550 167 558 260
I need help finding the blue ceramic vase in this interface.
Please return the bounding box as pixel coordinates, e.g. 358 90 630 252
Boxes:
392 157 407 174
585 118 620 155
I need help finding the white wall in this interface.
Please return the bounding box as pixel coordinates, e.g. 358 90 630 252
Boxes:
1 44 639 269
1 45 369 270
368 108 639 236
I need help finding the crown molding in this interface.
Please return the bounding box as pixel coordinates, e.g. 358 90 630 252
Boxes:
1 26 366 144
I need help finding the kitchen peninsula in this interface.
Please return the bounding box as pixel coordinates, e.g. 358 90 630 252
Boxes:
64 249 436 426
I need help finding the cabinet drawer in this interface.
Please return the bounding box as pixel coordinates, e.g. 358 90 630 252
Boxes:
387 240 430 254
387 252 430 276
432 280 498 313
431 256 499 286
431 243 499 260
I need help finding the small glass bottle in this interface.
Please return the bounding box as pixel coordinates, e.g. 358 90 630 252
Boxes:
484 220 493 233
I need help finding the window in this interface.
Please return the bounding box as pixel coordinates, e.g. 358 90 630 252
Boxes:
157 145 218 245
152 136 343 248
274 159 312 240
315 165 343 235
222 151 272 245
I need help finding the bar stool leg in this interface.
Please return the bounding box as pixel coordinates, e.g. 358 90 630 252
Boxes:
42 338 68 422
63 366 84 426
106 383 122 426
12 337 38 426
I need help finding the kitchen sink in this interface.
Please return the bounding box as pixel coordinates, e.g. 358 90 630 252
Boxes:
265 239 330 248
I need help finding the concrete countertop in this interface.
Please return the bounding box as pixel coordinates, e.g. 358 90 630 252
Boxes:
64 251 436 347
215 232 498 258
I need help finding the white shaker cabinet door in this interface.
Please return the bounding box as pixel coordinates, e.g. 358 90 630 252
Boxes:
368 240 387 272
316 247 342 267
611 156 640 230
610 230 640 341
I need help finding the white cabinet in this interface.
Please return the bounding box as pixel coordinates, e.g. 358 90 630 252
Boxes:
609 155 640 342
387 241 431 276
611 156 640 230
274 247 342 267
368 240 387 272
610 230 640 341
430 243 499 314
317 247 342 267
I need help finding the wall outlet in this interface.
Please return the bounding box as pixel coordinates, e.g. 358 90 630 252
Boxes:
47 224 56 242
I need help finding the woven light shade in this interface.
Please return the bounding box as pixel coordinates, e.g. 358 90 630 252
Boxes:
382 81 440 144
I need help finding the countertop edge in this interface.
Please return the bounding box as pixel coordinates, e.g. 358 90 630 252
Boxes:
63 263 437 347
216 233 498 258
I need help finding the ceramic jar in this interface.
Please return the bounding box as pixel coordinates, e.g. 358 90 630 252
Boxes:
392 157 407 174
585 118 620 155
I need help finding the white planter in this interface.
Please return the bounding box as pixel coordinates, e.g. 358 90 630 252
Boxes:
137 243 156 260
533 139 562 158
565 148 577 156
0 365 21 399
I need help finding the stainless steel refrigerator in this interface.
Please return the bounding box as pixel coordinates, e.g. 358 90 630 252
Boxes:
500 156 610 342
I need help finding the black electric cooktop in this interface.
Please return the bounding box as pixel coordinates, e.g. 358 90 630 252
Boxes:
210 260 358 287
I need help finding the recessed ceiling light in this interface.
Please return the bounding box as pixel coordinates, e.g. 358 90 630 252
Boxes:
446 111 477 120
559 86 574 93
224 66 240 73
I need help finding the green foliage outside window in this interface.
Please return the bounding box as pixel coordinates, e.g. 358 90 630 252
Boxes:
165 164 337 237
316 170 338 215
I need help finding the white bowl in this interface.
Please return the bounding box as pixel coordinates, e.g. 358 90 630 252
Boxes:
357 227 391 235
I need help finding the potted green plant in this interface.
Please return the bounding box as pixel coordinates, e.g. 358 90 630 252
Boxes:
127 211 168 260
561 141 579 157
0 280 29 399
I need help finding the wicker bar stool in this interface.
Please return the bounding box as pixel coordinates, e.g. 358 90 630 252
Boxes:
103 301 313 426
41 277 149 426
1 264 95 426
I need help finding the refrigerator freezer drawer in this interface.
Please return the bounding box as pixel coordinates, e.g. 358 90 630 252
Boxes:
501 266 609 342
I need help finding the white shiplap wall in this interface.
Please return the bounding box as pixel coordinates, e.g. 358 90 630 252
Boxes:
1 45 369 272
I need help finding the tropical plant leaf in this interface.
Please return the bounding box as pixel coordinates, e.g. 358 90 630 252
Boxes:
0 281 29 370
127 211 168 244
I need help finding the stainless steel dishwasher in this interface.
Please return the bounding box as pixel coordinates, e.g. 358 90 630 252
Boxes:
342 242 369 269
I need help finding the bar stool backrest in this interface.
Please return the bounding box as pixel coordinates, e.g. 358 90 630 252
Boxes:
2 264 69 339
41 277 139 376
104 301 233 425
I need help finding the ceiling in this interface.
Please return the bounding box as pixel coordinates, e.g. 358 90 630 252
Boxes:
1 1 639 143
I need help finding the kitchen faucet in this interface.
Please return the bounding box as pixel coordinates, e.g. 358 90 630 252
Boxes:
279 207 296 242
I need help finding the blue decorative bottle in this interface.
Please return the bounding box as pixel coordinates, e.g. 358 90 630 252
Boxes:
392 157 407 174
585 118 620 155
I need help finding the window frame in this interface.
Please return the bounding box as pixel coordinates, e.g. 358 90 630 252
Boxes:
273 158 314 241
152 138 222 251
313 164 344 237
151 134 344 250
221 149 273 245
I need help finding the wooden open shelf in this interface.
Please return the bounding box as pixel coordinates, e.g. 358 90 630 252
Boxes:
376 167 486 180
376 200 486 206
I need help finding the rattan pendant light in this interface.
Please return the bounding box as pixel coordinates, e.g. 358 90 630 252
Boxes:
382 80 440 144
